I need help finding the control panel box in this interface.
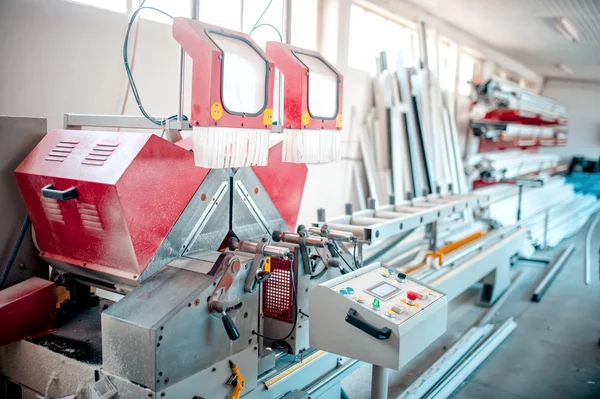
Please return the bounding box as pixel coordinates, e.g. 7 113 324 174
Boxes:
309 263 447 370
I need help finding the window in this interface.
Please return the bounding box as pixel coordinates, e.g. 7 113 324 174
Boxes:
458 53 475 95
70 0 127 13
199 0 242 31
348 4 416 74
291 0 318 50
134 0 193 23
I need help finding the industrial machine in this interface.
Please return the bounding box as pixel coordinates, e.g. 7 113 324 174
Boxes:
2 9 572 399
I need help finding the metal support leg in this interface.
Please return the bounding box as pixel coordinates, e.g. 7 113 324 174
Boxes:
478 255 511 307
516 185 523 222
428 221 438 252
371 365 388 399
584 212 600 285
542 208 549 250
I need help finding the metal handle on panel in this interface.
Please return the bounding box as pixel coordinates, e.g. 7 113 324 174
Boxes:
345 308 391 340
41 184 78 200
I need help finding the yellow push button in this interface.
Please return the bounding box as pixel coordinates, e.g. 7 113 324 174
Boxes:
356 296 366 304
385 309 396 318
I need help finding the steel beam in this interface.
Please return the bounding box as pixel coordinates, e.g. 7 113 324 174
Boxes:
531 244 575 302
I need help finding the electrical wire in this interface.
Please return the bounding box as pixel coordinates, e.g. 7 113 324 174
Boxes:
123 3 188 126
331 245 355 272
248 0 283 42
251 0 274 31
250 23 283 42
252 256 300 343
0 215 30 289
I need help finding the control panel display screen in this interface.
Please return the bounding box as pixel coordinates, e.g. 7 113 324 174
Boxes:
367 282 400 299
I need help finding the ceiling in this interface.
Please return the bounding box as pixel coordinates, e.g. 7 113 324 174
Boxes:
403 0 600 81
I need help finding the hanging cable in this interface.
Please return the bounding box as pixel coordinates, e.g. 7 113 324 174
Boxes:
0 215 30 289
249 0 283 42
251 23 283 42
331 245 355 272
123 3 188 126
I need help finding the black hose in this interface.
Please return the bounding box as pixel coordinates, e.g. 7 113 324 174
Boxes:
0 214 30 289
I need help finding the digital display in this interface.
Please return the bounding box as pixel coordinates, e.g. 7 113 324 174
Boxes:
368 282 399 299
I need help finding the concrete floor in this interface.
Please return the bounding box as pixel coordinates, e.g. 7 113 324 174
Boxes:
341 220 600 398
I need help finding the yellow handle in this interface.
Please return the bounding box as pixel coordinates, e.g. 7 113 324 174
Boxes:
229 364 245 399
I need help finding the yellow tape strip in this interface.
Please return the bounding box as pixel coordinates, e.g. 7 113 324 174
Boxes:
264 350 326 388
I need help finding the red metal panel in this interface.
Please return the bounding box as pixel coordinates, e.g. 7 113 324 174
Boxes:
266 42 343 131
252 142 308 231
0 277 56 346
172 17 275 130
117 134 210 269
14 130 209 280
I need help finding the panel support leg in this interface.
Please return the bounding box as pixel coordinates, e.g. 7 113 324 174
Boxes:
371 365 388 399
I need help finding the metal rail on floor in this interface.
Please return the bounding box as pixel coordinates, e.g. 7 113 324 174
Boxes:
531 244 575 302
397 324 494 399
424 318 517 399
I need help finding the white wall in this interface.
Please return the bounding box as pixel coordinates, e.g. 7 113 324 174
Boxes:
0 0 187 131
541 80 600 160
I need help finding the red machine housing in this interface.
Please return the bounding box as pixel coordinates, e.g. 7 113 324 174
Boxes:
253 142 307 230
0 277 56 346
266 42 343 130
172 17 275 130
14 130 209 281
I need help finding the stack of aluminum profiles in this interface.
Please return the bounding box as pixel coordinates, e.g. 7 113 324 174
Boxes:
476 176 600 247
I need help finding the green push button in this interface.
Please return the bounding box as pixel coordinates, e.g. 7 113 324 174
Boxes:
372 298 380 308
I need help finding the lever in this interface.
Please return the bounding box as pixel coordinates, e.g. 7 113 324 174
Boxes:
222 311 240 341
210 299 241 341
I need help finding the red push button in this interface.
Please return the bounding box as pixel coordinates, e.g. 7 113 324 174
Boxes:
407 291 419 301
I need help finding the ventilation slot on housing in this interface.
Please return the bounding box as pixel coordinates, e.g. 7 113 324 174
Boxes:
78 203 103 231
82 141 119 166
45 139 79 163
41 197 64 224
